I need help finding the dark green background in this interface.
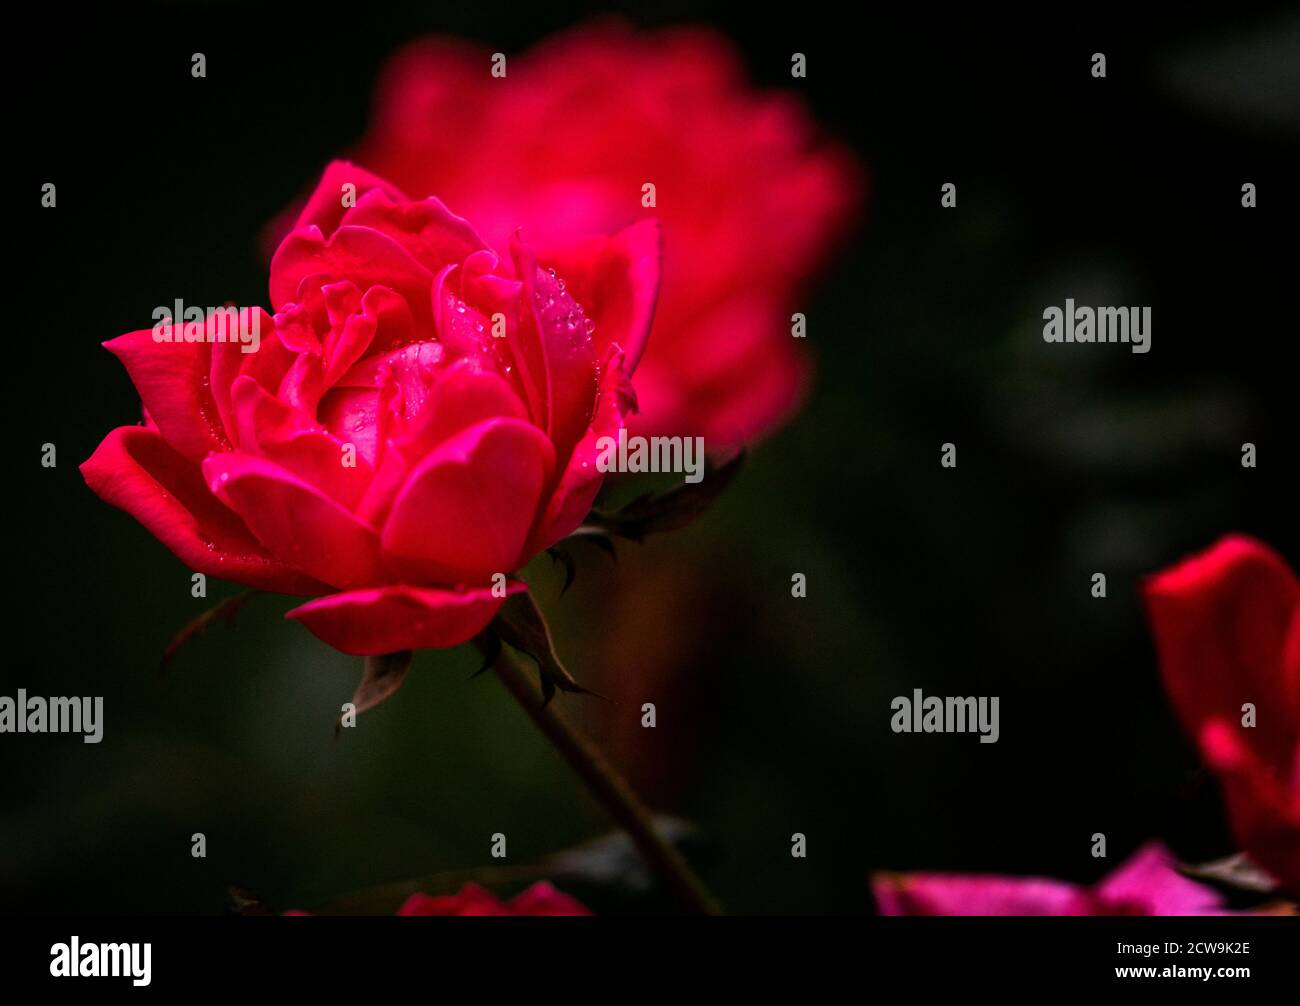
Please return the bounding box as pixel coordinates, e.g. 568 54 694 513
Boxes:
8 3 1296 913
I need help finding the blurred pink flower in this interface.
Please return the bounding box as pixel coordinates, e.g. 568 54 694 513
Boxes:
872 843 1230 916
286 881 592 916
337 20 864 449
396 882 591 916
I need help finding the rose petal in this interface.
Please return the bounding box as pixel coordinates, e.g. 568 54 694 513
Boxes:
872 843 1226 916
1198 719 1300 895
505 881 593 916
209 308 293 444
356 358 527 528
381 417 554 584
203 452 384 590
80 426 324 594
230 377 372 510
1144 535 1299 779
1145 535 1300 896
104 330 228 461
517 256 598 463
339 188 487 272
289 160 411 238
536 218 661 376
269 225 434 327
525 349 630 555
396 883 511 916
503 238 553 435
872 871 1088 916
1093 842 1229 916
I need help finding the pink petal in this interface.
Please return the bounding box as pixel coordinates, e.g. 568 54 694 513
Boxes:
286 582 522 656
1146 537 1300 896
1094 842 1228 915
873 845 1230 916
396 883 512 916
208 308 294 444
380 417 554 584
356 358 527 528
515 254 598 464
338 188 487 272
203 452 384 590
525 349 630 555
346 284 420 358
432 261 499 360
1197 719 1300 895
80 425 324 595
269 225 434 326
1144 536 1299 793
288 160 411 239
399 356 530 451
872 871 1088 916
535 218 661 376
506 881 593 916
230 377 372 510
320 284 392 386
315 386 383 468
104 330 228 462
503 238 554 435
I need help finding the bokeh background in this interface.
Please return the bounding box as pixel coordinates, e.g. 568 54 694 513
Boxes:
8 2 1297 913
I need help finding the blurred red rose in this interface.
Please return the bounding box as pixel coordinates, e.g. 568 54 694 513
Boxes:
396 881 591 917
83 162 659 655
285 881 591 916
873 843 1230 916
1144 535 1300 896
341 20 863 449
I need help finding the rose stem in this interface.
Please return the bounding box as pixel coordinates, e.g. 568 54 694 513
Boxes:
490 646 723 916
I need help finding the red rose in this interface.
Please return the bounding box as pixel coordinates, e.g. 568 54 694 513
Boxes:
82 162 660 655
395 881 591 917
346 21 863 449
1144 535 1300 895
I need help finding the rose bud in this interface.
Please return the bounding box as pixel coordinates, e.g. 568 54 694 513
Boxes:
1144 535 1300 896
82 163 660 656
